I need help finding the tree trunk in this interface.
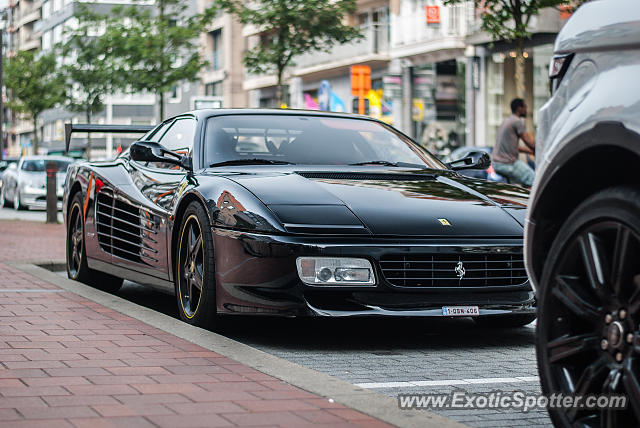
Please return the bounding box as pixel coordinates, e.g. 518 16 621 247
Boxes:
159 92 164 122
86 111 92 161
514 40 526 98
276 68 284 107
32 116 39 155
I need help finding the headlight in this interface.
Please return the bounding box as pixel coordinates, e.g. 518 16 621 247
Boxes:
296 257 375 286
549 53 574 95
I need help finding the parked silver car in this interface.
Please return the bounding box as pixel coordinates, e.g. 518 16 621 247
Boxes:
526 1 640 426
0 156 75 210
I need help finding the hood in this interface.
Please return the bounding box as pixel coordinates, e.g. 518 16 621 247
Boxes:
227 170 526 237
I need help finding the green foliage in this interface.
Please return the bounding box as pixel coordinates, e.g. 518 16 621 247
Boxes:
4 50 66 152
216 0 363 104
94 0 213 120
444 0 570 45
61 4 125 122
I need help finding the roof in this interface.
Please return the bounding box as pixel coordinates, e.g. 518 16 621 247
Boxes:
180 108 376 122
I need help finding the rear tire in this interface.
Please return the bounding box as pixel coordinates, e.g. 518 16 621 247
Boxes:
474 314 536 328
175 201 218 329
67 192 123 293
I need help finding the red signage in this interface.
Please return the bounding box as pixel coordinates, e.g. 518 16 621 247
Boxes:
426 6 440 24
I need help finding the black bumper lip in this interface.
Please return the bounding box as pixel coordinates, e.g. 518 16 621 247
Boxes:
213 228 533 317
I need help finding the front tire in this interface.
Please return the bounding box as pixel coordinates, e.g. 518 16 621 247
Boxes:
537 186 640 427
67 192 123 293
175 201 218 329
13 189 23 210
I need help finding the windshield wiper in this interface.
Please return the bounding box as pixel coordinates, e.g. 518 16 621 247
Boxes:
209 158 293 167
349 160 425 168
349 160 399 167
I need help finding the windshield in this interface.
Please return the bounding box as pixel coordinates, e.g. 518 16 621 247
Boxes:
21 159 73 172
204 115 447 169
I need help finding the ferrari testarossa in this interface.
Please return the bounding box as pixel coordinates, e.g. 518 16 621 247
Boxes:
63 109 533 329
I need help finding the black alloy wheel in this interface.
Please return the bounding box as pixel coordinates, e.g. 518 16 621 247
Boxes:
66 192 123 292
537 187 640 428
176 201 217 328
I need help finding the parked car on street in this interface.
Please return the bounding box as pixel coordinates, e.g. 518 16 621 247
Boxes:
0 157 19 190
64 109 533 331
443 146 507 182
525 1 640 426
1 156 75 210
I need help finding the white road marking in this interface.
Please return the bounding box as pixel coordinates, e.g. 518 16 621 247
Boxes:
355 376 539 389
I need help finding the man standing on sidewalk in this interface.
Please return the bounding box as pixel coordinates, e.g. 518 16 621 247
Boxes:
492 98 536 186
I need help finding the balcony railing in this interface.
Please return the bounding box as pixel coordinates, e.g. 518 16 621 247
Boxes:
292 23 389 70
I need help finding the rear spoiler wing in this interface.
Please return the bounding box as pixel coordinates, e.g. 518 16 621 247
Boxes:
64 123 155 152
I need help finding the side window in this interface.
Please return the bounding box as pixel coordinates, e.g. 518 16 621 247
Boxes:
143 118 196 170
147 122 172 142
158 118 196 155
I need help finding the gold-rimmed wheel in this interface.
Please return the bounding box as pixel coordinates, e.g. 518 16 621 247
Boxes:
176 201 217 328
178 215 204 318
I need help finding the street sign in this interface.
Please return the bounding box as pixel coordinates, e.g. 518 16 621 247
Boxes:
426 6 440 24
351 65 371 115
351 65 371 95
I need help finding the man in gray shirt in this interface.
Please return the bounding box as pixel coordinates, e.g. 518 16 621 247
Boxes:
492 98 536 186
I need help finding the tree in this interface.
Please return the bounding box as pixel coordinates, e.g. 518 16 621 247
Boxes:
444 0 570 97
61 5 126 159
4 51 66 154
217 0 363 106
100 0 211 121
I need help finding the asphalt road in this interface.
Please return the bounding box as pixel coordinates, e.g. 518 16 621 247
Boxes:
54 275 549 427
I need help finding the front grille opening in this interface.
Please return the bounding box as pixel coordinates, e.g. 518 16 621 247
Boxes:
96 189 158 264
380 253 528 288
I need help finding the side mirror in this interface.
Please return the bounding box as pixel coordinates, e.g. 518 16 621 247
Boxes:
130 141 192 171
447 151 491 171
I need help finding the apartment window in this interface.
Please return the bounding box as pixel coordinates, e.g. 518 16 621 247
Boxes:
42 1 51 19
53 25 63 45
210 29 223 71
205 81 222 97
42 31 52 50
169 85 181 103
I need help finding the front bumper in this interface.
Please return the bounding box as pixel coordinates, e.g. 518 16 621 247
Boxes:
212 229 535 317
20 188 64 210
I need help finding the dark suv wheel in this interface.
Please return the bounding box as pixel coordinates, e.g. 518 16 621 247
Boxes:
537 186 640 427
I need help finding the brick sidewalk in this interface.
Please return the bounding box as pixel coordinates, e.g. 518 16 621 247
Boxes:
0 220 392 428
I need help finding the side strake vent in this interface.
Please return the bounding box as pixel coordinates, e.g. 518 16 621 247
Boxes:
96 189 158 264
296 172 435 181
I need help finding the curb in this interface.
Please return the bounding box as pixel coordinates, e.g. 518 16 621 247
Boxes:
16 260 467 428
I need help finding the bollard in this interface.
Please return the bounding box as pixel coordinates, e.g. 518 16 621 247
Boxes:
45 161 57 224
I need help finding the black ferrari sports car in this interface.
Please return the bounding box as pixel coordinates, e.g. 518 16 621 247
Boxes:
63 109 534 329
